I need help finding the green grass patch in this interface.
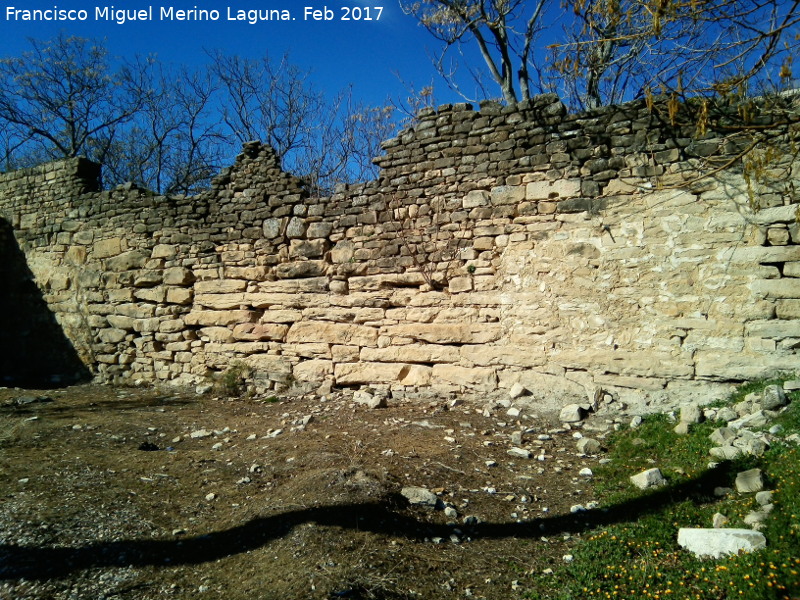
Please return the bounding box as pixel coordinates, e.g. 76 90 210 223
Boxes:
528 378 800 600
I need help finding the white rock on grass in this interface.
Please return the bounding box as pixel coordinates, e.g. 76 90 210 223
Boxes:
735 469 764 493
761 385 787 411
677 528 766 559
630 467 667 490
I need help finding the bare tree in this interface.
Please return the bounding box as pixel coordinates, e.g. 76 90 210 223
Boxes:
210 51 398 192
102 63 225 194
553 0 800 110
400 0 552 104
0 34 146 166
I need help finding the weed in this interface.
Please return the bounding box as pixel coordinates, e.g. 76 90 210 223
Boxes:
214 362 252 397
536 376 800 600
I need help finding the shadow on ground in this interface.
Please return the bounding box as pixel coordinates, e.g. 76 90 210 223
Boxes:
0 462 735 581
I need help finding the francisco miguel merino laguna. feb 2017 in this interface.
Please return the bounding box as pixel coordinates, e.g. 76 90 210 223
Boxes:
5 5 384 24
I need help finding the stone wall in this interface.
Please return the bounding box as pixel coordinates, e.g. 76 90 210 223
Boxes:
1 95 799 407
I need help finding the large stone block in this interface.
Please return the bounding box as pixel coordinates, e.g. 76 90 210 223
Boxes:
293 359 333 382
695 350 800 380
233 323 289 341
677 528 766 559
164 267 195 286
387 323 502 344
185 310 256 327
287 321 379 346
195 279 247 294
106 250 147 271
460 345 546 367
93 237 124 258
360 345 460 364
334 362 412 384
431 364 497 391
275 261 327 279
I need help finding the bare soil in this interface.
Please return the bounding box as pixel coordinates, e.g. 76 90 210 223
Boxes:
0 384 608 599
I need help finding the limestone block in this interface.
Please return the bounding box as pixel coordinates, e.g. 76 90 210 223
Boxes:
334 362 411 384
134 271 162 287
695 350 800 380
257 278 329 294
330 241 355 264
132 318 161 333
463 190 490 209
194 293 247 310
97 328 126 343
198 326 235 343
287 321 378 346
723 245 800 263
387 323 501 345
164 267 195 286
746 319 800 339
490 185 525 205
151 244 177 259
260 309 303 323
751 279 800 299
348 273 427 291
166 288 193 305
331 345 361 363
555 349 694 379
134 287 166 303
263 217 287 239
275 261 327 279
360 345 460 364
159 319 185 334
94 237 124 259
195 280 247 294
777 300 800 320
307 222 333 239
65 246 87 265
460 345 546 368
400 364 432 386
106 250 147 271
286 216 307 238
289 239 326 258
448 276 473 293
108 289 134 303
185 310 256 326
784 262 800 278
281 344 331 358
107 315 135 330
293 359 333 382
431 364 497 391
677 528 766 559
233 323 289 341
526 179 581 200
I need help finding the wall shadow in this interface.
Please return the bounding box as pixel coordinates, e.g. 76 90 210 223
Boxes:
0 461 736 581
0 218 91 387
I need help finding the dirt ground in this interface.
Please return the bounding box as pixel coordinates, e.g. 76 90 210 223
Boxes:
0 384 612 599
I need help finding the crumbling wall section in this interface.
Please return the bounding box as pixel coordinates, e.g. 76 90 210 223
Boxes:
1 96 798 406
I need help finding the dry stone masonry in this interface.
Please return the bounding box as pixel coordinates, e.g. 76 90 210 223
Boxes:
1 95 799 408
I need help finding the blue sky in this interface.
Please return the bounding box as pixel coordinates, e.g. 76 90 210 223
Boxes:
0 1 474 110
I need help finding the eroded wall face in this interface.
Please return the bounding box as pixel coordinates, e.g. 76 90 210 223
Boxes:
1 97 798 403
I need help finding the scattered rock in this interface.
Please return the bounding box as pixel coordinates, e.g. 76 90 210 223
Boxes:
630 415 643 429
673 422 690 435
401 486 440 508
712 513 729 528
630 467 667 490
760 385 787 411
190 429 213 439
735 468 764 493
576 437 601 454
509 383 528 399
559 404 586 423
755 490 774 506
507 447 532 459
677 528 766 559
680 403 703 424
